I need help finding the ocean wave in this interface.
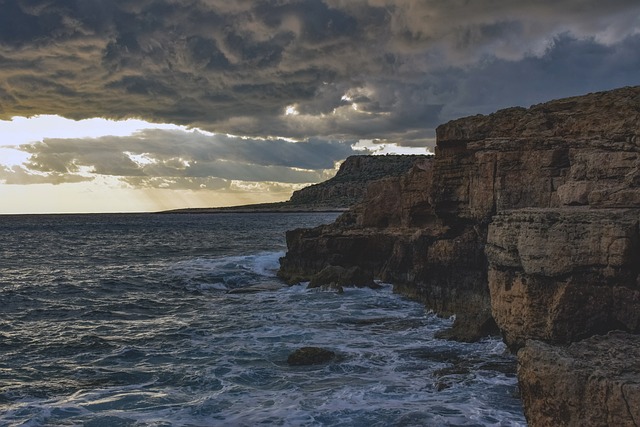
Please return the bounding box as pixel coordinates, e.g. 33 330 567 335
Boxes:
169 251 284 291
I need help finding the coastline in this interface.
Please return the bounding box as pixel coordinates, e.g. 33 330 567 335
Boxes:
277 86 640 426
158 205 348 214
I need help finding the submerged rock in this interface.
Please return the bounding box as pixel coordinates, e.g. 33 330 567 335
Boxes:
287 347 335 366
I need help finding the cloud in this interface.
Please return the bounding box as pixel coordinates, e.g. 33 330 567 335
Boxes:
0 165 91 185
1 128 357 189
438 33 640 120
0 0 638 150
122 176 231 191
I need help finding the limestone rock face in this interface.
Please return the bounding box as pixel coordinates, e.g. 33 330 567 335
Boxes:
279 86 640 346
487 208 640 349
435 87 640 221
278 226 399 286
279 157 438 287
281 87 640 344
463 88 640 350
428 86 640 348
518 332 640 427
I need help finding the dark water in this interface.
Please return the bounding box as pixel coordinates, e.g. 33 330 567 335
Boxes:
0 213 525 426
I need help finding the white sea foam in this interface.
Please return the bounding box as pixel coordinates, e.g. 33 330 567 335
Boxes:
248 251 284 276
196 282 229 291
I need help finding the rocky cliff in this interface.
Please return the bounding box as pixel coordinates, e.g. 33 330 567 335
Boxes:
280 153 499 341
279 85 640 426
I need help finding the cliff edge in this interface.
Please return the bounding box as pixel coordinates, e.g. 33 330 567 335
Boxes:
279 85 640 426
288 154 429 209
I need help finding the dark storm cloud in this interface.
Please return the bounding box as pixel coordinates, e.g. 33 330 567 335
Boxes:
2 129 358 188
0 0 639 148
438 34 640 121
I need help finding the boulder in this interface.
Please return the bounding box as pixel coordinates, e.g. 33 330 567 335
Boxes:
287 347 335 366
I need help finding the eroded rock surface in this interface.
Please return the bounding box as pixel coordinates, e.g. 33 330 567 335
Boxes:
432 87 640 349
487 208 640 349
307 265 377 290
279 157 497 340
438 87 640 423
288 155 429 209
518 332 640 427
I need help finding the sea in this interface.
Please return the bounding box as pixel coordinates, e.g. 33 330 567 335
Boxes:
0 212 526 426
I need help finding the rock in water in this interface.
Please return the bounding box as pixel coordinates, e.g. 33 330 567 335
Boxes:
287 347 335 366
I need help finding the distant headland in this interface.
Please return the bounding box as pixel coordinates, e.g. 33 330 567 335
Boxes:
160 154 430 214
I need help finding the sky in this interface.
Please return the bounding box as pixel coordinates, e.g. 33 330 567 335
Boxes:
1 0 639 214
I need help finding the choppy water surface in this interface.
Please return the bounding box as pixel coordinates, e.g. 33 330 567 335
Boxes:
0 213 525 426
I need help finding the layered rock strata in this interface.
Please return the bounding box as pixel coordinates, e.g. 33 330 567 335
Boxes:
279 86 640 425
437 88 640 349
487 208 640 349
